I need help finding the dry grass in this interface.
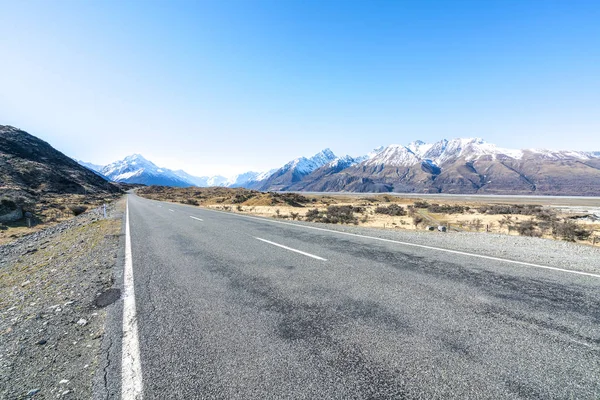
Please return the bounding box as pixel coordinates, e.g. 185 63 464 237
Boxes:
137 186 600 246
0 192 121 245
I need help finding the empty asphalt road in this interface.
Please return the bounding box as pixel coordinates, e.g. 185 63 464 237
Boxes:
108 194 600 399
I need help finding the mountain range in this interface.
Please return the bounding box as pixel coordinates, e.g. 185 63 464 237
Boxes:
77 137 600 195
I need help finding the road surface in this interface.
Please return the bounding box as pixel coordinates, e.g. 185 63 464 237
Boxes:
106 194 600 399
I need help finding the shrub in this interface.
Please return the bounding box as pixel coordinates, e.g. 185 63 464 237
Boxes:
305 208 320 221
304 206 359 224
427 203 468 214
412 215 424 228
553 220 591 241
516 220 541 237
374 204 406 216
477 204 548 217
69 205 88 216
231 193 257 203
186 199 199 206
413 201 430 208
470 218 483 231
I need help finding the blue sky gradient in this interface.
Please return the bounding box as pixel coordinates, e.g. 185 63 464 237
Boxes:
1 0 599 176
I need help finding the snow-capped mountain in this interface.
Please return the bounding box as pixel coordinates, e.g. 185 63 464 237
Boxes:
229 170 277 188
256 148 339 191
283 148 338 175
353 146 385 163
75 159 111 180
77 139 600 194
295 138 600 195
365 138 526 169
172 170 229 187
76 160 104 173
364 144 421 167
101 154 193 187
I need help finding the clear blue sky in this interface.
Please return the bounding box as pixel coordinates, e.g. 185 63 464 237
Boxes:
1 0 599 176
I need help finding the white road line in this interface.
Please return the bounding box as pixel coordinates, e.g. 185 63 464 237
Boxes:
190 216 203 221
255 237 327 261
202 209 600 279
168 209 175 212
122 198 144 399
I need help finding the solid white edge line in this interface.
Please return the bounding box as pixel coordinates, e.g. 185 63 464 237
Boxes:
122 198 144 399
198 208 600 279
255 237 327 261
190 216 204 221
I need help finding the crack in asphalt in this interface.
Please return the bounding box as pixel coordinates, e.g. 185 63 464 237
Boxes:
103 336 113 400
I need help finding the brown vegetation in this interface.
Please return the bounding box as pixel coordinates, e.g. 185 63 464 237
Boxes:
136 186 600 246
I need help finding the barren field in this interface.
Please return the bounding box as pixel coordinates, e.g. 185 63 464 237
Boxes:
138 187 600 247
0 193 121 245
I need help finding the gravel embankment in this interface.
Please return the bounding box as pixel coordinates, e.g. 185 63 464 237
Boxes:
0 201 124 400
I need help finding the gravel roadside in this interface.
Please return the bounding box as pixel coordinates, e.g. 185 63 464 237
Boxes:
0 199 125 400
205 207 600 276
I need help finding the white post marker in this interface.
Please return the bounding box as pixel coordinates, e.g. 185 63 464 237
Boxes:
122 198 144 399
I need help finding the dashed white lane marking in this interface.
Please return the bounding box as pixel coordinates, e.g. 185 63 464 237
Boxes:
200 209 600 279
255 237 327 261
168 209 174 212
122 198 144 399
190 216 203 221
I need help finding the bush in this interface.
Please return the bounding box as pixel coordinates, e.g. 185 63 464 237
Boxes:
413 201 430 209
374 204 406 216
304 206 359 224
427 203 468 214
553 220 591 241
186 199 199 206
270 193 311 207
231 192 257 203
516 220 541 237
412 215 424 227
477 204 547 217
470 218 483 231
69 205 88 216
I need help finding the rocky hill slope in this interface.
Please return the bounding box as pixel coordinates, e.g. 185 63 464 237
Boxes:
0 125 121 202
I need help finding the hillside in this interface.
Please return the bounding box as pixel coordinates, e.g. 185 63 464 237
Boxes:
0 125 121 203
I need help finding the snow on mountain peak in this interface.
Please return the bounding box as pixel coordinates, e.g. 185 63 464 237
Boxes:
282 148 338 175
309 148 337 165
407 140 434 158
365 144 421 167
418 138 523 164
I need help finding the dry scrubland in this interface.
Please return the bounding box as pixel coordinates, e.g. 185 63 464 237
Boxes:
138 186 600 246
0 193 122 245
